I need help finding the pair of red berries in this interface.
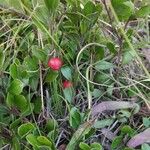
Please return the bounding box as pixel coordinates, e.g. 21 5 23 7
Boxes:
48 57 72 89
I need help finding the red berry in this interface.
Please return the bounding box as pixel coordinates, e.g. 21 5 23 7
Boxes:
48 57 63 71
63 80 73 89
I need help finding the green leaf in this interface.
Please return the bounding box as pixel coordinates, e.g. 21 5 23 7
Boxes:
117 110 131 118
79 142 90 150
47 129 58 142
32 47 47 61
136 5 150 18
6 93 14 107
122 51 134 65
44 0 59 12
92 89 102 98
111 136 123 149
95 46 104 60
69 107 81 128
94 119 114 129
111 0 134 21
46 119 58 132
22 103 34 117
106 42 116 54
10 118 21 129
24 56 38 71
12 137 21 150
8 79 24 95
26 134 39 147
18 123 35 138
33 97 42 114
142 144 150 150
66 120 94 150
121 125 134 136
9 64 18 79
91 143 103 150
95 61 114 70
37 136 52 147
107 83 114 96
61 66 72 80
13 95 28 112
45 71 58 83
0 51 5 71
143 117 150 128
94 73 112 84
63 88 74 103
83 1 95 15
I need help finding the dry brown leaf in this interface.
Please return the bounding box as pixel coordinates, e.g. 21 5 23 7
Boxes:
92 101 139 116
127 128 150 148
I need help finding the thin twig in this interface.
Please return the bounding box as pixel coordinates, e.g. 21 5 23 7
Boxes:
38 30 45 118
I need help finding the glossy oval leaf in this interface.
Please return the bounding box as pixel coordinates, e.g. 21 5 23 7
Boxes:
18 123 35 138
79 142 90 150
8 79 24 95
44 0 59 12
136 5 150 18
61 66 72 80
37 136 52 147
95 61 114 70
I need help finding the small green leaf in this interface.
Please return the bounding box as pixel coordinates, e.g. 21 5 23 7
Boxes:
79 142 90 150
18 123 35 138
112 0 134 21
66 120 94 150
8 79 24 95
10 118 21 129
107 83 114 96
32 47 47 61
12 137 21 150
94 73 112 84
69 107 81 128
37 136 52 147
142 144 150 150
6 93 14 107
143 117 150 128
24 56 38 71
94 119 114 129
91 142 103 150
63 88 74 103
61 66 72 80
95 46 104 60
33 97 42 114
95 61 114 70
92 89 102 98
45 71 58 83
13 95 28 112
26 134 39 147
46 119 58 132
111 136 123 149
83 1 95 15
136 5 150 18
9 64 18 79
44 0 59 12
121 125 134 135
106 42 116 54
122 51 135 65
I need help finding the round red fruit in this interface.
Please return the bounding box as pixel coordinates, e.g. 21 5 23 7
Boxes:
48 57 63 71
63 80 72 89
